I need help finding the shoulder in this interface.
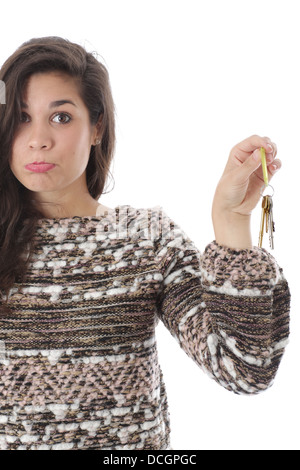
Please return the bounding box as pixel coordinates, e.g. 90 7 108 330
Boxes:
96 204 113 216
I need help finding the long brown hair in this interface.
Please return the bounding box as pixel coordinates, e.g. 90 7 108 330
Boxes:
0 36 116 300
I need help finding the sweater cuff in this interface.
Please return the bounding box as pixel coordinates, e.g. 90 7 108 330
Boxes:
200 240 284 296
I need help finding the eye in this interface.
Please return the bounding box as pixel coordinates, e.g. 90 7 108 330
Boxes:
52 113 72 124
20 112 30 123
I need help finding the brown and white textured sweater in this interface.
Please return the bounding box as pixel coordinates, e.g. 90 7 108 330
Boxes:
0 205 290 450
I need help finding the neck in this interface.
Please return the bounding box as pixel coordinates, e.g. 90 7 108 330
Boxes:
31 187 100 219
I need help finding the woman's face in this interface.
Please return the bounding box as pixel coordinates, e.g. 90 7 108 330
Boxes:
10 71 98 197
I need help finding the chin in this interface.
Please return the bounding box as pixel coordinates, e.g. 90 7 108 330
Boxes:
20 181 59 193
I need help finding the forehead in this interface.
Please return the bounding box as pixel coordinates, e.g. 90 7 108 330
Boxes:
22 72 80 101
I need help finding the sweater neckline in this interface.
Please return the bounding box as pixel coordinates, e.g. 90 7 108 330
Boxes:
36 204 131 225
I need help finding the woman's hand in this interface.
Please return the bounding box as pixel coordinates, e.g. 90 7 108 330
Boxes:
212 135 280 216
211 135 281 250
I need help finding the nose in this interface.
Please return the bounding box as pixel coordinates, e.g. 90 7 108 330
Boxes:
28 122 53 150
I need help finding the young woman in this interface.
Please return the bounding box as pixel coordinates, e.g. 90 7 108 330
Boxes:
0 37 290 450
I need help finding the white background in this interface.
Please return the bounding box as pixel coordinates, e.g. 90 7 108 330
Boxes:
0 0 298 450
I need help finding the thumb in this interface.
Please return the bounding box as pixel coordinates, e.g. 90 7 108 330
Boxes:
238 148 262 181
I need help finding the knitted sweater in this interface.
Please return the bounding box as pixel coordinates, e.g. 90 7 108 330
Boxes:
0 205 290 450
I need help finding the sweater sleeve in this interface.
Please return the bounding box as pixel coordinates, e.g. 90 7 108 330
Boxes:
154 207 291 395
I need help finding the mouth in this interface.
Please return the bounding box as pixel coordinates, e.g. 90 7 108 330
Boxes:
25 162 56 173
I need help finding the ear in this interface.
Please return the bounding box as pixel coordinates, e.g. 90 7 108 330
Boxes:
91 114 104 145
95 114 104 138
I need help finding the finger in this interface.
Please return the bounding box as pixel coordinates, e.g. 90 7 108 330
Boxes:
268 158 282 178
237 134 274 154
271 141 278 158
238 149 280 182
265 146 278 167
262 137 277 157
253 157 282 184
233 148 264 183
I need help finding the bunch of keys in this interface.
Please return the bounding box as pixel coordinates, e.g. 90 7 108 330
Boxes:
258 148 275 250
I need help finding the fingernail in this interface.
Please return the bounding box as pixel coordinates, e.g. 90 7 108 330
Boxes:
271 164 278 172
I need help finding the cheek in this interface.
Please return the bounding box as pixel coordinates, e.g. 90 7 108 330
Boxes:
9 141 21 174
68 131 92 165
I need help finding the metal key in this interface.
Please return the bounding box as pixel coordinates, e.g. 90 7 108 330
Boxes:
264 196 270 235
258 196 269 248
268 196 275 250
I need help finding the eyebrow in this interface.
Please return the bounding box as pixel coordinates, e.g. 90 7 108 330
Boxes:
21 99 77 109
